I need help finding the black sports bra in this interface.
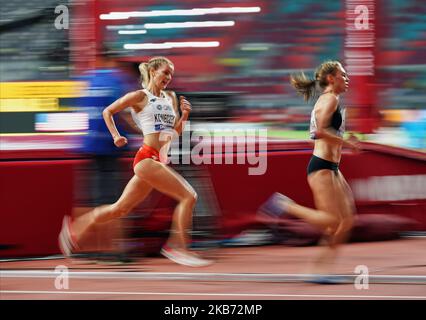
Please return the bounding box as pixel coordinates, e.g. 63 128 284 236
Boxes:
310 104 346 139
331 105 343 131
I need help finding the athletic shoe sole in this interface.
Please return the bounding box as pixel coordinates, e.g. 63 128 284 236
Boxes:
258 192 294 219
160 247 212 267
58 216 79 258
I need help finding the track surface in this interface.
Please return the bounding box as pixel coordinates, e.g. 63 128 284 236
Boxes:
1 239 426 300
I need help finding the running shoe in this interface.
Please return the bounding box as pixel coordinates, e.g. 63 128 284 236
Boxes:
58 215 79 258
257 192 294 219
160 245 212 267
304 274 346 285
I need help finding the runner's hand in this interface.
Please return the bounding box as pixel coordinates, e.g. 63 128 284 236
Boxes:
179 96 192 115
345 133 360 153
113 135 128 148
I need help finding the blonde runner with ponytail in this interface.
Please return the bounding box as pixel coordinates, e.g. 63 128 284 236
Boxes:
139 57 174 89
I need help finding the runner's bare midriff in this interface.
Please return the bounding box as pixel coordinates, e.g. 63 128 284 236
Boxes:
143 132 173 153
313 138 343 164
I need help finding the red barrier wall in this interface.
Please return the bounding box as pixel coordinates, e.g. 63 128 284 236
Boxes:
0 142 425 257
203 142 426 236
0 160 75 257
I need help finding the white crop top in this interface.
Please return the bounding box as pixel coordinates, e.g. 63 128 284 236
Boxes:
131 89 177 135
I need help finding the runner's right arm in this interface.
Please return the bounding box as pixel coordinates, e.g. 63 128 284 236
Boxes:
102 90 146 147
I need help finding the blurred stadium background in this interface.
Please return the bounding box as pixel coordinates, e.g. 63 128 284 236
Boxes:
1 0 425 143
0 0 425 258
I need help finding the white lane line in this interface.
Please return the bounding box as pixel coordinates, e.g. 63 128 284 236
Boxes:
1 271 426 284
1 290 426 299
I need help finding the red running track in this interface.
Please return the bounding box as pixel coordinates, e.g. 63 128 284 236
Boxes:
1 238 426 300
